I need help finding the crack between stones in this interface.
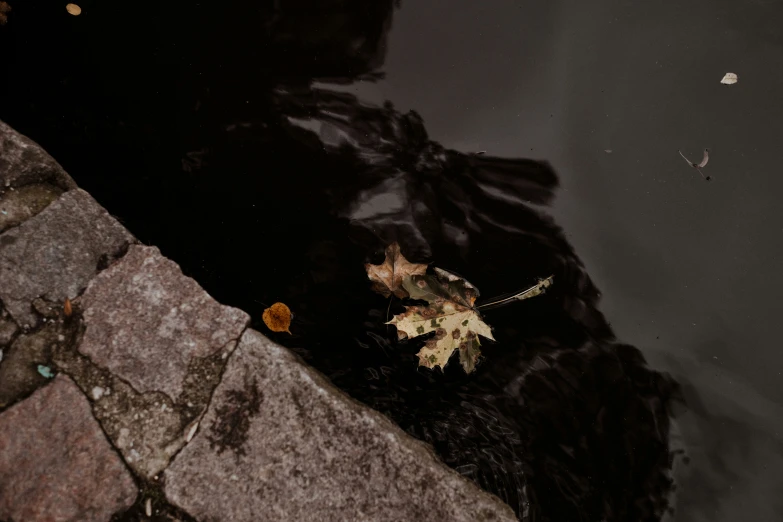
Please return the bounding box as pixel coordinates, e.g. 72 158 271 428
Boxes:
69 317 249 521
162 324 250 460
53 312 202 522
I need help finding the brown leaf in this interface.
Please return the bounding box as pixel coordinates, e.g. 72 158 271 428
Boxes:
66 3 81 16
0 2 11 26
365 242 427 298
63 298 72 317
262 302 292 334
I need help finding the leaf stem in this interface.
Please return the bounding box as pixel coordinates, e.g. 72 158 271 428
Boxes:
476 276 554 311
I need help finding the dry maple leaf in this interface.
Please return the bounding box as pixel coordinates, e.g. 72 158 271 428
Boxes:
262 302 292 334
365 242 427 299
388 268 494 373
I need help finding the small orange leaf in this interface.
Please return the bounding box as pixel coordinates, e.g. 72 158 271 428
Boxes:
63 298 72 317
262 302 292 334
65 3 81 16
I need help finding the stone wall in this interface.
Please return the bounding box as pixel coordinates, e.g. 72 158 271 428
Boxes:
0 121 517 521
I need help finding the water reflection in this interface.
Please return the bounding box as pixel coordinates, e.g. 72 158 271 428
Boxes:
0 1 682 520
270 78 681 522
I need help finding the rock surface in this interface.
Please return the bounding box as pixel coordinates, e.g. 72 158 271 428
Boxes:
0 182 63 233
0 118 518 522
0 308 17 346
0 324 61 409
0 189 134 326
54 343 194 479
0 375 138 522
164 329 517 522
78 244 250 400
0 119 76 190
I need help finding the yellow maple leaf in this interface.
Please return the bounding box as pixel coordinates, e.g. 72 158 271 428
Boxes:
388 269 494 373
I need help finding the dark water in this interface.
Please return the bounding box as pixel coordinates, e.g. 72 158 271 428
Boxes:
1 1 781 521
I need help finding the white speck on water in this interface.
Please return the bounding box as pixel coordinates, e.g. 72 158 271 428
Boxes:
720 72 738 85
230 474 239 481
91 386 105 400
145 498 152 517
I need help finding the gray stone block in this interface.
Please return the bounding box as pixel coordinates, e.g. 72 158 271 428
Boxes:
78 244 250 401
0 189 135 326
0 375 138 522
164 329 516 522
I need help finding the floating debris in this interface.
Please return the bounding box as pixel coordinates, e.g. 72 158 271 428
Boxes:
678 149 711 181
63 298 73 317
365 242 427 299
389 268 494 373
65 3 81 16
145 497 152 517
604 149 613 154
37 365 55 379
262 302 293 334
720 72 738 85
0 2 10 26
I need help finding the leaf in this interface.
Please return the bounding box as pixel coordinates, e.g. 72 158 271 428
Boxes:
365 242 427 298
720 72 738 85
0 2 11 26
66 3 81 16
389 269 494 373
262 302 292 334
404 267 479 308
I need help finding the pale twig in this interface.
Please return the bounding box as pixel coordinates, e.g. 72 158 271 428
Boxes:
678 149 711 180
